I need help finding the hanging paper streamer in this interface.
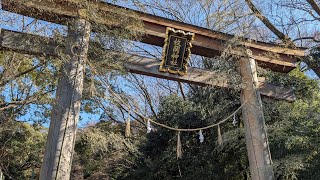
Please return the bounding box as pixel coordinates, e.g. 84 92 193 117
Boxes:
217 124 223 145
232 113 237 127
147 119 152 133
177 131 182 159
199 129 204 143
125 114 131 137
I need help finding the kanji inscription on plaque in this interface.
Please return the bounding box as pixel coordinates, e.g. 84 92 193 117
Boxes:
159 28 194 76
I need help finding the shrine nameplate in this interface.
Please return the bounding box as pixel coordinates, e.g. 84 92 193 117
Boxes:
159 28 194 75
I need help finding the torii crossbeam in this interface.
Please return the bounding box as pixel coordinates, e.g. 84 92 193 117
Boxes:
0 29 296 101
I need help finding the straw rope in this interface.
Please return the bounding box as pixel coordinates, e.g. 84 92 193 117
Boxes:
88 61 253 132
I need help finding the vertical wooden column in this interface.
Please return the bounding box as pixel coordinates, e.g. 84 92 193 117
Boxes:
240 55 274 180
40 17 91 180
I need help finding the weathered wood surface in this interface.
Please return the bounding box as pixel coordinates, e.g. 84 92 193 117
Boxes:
0 29 59 56
240 57 274 180
0 28 296 101
1 0 307 72
39 19 91 179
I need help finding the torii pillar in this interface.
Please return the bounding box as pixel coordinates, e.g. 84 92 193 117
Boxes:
239 53 274 180
40 15 91 179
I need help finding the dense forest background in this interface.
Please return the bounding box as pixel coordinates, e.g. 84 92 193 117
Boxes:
0 0 319 179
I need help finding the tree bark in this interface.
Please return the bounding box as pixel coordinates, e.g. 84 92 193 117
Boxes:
240 56 274 180
39 18 91 180
306 0 320 17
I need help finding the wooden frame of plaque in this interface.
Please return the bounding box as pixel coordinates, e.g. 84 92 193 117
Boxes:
159 27 194 76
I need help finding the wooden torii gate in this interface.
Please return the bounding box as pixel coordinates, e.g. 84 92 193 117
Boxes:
0 0 306 179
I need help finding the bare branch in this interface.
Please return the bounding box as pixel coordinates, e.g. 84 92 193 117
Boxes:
0 89 55 111
0 60 46 87
178 82 186 100
292 36 320 43
306 0 320 17
245 0 320 78
244 0 296 48
131 74 158 119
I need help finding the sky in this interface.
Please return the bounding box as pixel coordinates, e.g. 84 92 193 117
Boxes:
0 0 319 127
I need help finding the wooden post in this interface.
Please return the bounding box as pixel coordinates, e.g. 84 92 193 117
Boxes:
39 17 91 180
240 55 274 180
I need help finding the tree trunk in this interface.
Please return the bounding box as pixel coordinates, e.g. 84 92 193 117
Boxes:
40 18 91 180
240 57 274 180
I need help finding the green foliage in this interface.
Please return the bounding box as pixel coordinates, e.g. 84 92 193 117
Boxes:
123 68 319 180
1 1 319 179
262 69 320 179
305 47 320 69
203 37 248 91
0 121 46 179
73 121 143 179
124 95 249 180
0 51 58 123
